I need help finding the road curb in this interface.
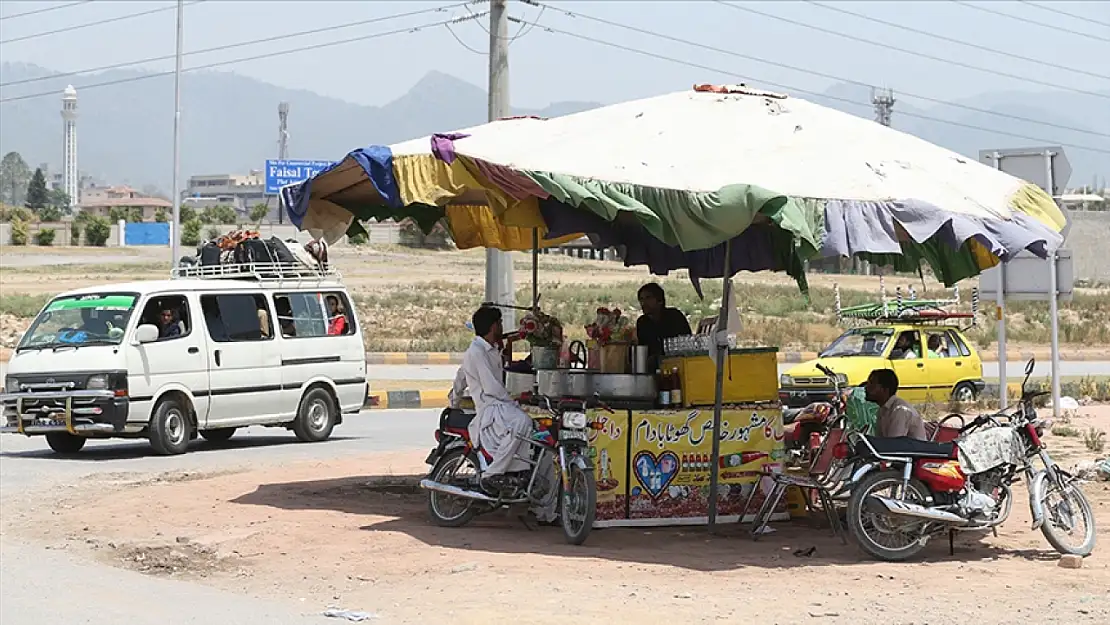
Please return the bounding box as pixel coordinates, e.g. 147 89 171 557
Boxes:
364 389 450 410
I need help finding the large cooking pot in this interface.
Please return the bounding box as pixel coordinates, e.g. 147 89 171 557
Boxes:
594 373 657 400
505 371 535 398
537 370 595 397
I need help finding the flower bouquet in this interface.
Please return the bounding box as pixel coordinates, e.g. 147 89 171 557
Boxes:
585 307 634 346
519 310 564 349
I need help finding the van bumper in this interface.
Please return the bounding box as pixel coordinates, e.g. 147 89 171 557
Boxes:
0 390 129 436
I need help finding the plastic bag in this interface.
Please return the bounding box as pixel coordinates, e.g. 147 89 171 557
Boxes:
844 387 877 435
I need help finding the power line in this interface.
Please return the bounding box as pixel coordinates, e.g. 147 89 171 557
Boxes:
0 1 92 22
953 1 1110 44
714 1 1109 99
0 14 481 104
507 15 1110 156
806 1 1109 82
0 3 469 88
1016 0 1110 30
531 2 1110 139
0 1 203 45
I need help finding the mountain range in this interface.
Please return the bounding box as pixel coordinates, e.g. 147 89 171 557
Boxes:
0 61 1106 193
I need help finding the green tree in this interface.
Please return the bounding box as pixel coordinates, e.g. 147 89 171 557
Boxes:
38 204 63 222
127 207 143 223
48 187 72 213
0 204 33 223
0 151 31 206
180 204 196 223
154 208 168 222
249 202 270 225
201 204 238 225
181 218 202 247
108 207 128 222
24 168 49 211
84 216 111 247
10 217 29 245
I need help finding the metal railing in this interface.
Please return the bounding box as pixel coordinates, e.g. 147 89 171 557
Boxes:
171 262 341 285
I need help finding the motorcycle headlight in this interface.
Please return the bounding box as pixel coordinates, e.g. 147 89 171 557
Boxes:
834 373 848 385
563 411 588 429
86 374 109 390
780 375 793 386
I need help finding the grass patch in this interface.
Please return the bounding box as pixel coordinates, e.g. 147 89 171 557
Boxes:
1084 428 1106 453
0 293 51 317
1052 425 1082 438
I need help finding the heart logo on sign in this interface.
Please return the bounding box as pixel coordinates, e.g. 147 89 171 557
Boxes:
632 450 680 499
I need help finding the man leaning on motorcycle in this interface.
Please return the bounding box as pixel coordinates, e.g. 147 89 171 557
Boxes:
865 368 928 441
448 305 534 494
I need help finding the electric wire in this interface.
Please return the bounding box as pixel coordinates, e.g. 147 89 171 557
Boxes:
0 1 92 22
0 1 204 45
952 0 1110 44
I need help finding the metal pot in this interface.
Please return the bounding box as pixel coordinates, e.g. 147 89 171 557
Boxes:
531 347 559 370
505 372 535 398
537 370 595 397
595 373 657 400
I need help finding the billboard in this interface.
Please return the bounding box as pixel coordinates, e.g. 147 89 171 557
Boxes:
264 159 332 194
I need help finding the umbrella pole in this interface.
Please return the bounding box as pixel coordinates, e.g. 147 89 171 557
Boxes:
532 228 539 312
708 243 731 533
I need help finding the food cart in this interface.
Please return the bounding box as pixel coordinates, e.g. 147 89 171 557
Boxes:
281 84 1067 531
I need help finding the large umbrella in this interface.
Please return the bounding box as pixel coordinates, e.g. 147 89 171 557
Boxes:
282 83 1067 530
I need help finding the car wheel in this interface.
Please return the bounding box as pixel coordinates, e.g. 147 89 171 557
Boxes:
952 382 977 404
293 387 336 442
46 432 86 454
150 397 191 455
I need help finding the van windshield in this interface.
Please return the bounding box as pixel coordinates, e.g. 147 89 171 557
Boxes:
18 293 138 350
820 328 894 358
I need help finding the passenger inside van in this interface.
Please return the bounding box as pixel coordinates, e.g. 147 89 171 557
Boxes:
326 295 347 336
274 297 296 337
258 307 271 338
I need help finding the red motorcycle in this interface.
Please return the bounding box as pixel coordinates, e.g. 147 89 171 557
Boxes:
843 358 1097 561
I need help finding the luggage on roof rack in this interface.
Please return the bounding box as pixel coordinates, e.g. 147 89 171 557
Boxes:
170 261 341 283
175 229 334 283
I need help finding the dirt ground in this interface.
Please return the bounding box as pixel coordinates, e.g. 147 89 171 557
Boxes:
5 409 1109 625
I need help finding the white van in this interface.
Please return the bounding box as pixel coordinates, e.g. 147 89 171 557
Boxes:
0 262 367 455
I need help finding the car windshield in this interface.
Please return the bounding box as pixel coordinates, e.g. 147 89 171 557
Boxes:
17 293 138 350
820 328 894 358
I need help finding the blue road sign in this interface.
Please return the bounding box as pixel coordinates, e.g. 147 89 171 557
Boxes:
264 159 332 194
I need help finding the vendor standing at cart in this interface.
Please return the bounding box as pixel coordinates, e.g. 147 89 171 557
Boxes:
635 282 692 368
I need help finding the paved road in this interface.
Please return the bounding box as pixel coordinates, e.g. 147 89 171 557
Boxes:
0 408 440 625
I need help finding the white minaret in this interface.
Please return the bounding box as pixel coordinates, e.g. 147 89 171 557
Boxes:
61 85 78 210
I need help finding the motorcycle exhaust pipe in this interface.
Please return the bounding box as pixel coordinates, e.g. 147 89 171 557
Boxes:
419 479 496 502
867 495 969 525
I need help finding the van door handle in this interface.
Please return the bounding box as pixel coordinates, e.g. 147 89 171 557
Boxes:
916 362 924 368
188 347 199 354
214 350 221 366
955 361 962 367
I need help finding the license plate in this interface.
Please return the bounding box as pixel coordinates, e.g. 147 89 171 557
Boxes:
790 391 806 398
34 417 64 427
560 429 588 442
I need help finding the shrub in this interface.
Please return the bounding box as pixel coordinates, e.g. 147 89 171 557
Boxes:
349 232 369 245
70 224 82 245
154 208 168 223
85 216 111 247
181 218 202 247
1084 428 1106 453
10 218 29 245
206 226 221 241
34 227 56 246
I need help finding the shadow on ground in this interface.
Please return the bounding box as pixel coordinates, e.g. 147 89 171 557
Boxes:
1 435 357 461
230 473 1046 572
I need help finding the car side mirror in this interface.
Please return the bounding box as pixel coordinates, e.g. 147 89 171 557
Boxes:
134 324 159 345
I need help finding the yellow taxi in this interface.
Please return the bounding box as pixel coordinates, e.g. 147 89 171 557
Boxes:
778 322 985 408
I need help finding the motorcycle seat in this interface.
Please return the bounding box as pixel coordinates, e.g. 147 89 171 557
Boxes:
857 435 955 459
442 408 476 430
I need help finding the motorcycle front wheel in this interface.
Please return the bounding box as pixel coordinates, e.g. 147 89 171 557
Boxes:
847 469 933 562
1038 473 1097 557
560 462 596 545
427 448 479 528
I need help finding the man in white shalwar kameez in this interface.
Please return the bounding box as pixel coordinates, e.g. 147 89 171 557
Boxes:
449 307 535 484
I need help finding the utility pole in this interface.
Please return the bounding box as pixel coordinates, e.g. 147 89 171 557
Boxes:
486 0 515 328
871 87 895 127
170 0 184 264
276 101 289 224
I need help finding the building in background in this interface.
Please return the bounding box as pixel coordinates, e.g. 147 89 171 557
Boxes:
61 85 78 211
183 170 265 214
80 185 171 221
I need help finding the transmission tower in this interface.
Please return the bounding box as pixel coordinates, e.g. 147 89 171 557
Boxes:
871 87 895 127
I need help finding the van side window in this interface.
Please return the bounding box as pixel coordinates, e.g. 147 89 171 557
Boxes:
140 295 190 341
201 294 271 342
273 292 354 338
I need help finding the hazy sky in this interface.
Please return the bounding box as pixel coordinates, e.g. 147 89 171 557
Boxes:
1 0 1108 111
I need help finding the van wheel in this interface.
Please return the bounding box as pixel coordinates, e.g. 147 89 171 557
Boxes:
149 397 191 455
46 432 86 454
293 388 336 443
200 428 236 443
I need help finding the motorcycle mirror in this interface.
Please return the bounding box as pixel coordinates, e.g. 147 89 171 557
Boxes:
1024 358 1035 375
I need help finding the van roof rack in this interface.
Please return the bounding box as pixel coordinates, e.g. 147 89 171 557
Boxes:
171 262 341 284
